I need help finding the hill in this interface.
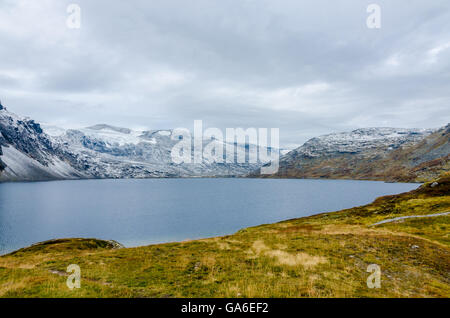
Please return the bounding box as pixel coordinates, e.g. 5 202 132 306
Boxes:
258 125 449 182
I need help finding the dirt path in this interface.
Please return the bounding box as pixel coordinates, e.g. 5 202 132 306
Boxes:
370 211 450 226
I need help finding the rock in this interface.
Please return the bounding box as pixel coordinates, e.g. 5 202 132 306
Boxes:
106 240 125 249
430 182 439 188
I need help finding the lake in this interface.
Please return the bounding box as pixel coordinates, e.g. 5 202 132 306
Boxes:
0 178 418 255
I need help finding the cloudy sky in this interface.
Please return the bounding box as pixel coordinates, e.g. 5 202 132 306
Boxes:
0 0 449 147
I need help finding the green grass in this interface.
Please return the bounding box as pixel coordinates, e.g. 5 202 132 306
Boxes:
1 174 449 298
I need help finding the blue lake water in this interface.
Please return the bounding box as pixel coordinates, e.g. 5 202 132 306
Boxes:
0 178 418 255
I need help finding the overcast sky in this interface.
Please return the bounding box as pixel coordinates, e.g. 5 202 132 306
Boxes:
0 0 449 147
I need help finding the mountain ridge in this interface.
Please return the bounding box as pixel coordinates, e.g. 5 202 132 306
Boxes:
1 103 448 182
0 105 267 181
257 124 449 182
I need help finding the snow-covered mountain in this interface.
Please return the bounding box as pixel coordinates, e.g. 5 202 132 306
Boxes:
2 102 447 183
47 124 270 178
256 126 449 182
0 104 269 181
281 127 435 161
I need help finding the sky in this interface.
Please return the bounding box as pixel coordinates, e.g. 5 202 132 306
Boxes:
0 0 449 148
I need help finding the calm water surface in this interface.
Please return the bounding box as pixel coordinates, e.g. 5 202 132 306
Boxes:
0 178 418 254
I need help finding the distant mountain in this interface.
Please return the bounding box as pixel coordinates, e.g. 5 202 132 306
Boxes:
2 102 448 183
256 126 449 182
0 105 267 182
47 124 268 179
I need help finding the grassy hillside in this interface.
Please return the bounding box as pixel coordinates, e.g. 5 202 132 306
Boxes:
268 125 450 182
0 174 449 298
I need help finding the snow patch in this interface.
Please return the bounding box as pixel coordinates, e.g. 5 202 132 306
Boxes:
157 130 171 136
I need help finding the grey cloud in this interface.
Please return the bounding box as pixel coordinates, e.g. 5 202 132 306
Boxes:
0 0 449 147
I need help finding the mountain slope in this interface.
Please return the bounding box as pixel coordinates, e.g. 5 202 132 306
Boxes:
376 124 450 181
257 126 449 182
0 104 85 181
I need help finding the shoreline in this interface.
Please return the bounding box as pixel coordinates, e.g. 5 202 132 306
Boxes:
0 175 424 184
0 174 448 297
0 178 422 256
